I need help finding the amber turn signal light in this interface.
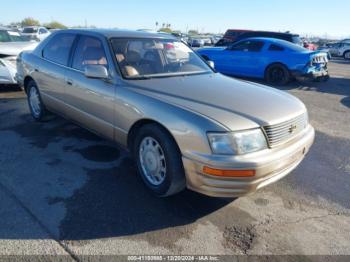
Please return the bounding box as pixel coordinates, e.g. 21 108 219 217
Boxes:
203 166 256 177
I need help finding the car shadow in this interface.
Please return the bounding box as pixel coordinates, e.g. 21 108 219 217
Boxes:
0 84 21 92
329 57 350 65
57 160 234 240
0 108 234 241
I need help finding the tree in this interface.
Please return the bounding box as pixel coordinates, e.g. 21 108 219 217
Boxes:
21 17 40 27
188 30 198 35
43 21 67 29
159 27 172 33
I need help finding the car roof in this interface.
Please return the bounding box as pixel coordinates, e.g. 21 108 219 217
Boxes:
239 31 299 37
237 37 292 44
56 29 177 39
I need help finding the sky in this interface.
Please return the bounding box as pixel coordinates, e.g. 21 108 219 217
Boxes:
1 0 349 39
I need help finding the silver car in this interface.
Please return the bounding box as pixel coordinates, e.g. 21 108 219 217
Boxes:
16 29 315 197
0 28 38 84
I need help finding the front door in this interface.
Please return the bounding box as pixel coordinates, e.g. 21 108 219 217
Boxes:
64 35 115 140
224 40 265 77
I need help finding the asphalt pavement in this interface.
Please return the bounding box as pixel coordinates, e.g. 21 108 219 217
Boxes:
0 59 349 258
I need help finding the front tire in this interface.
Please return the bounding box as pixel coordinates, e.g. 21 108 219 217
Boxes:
27 80 48 121
133 124 186 197
265 64 290 86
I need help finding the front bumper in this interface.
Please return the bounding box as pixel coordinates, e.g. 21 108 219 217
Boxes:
0 59 17 84
183 125 315 198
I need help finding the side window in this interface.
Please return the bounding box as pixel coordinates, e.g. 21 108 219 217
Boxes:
72 35 108 71
268 44 285 51
230 41 251 51
230 41 264 52
42 34 75 65
39 28 47 34
248 41 264 52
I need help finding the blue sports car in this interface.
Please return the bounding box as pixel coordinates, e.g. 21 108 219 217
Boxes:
197 37 329 85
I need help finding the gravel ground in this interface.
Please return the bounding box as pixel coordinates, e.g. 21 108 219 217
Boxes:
0 59 349 259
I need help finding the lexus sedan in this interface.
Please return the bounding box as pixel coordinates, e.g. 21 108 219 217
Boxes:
16 29 315 197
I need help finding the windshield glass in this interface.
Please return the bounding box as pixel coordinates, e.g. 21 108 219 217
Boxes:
111 38 212 79
0 30 29 42
22 27 37 33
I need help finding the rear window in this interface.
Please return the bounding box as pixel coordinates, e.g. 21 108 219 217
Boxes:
23 27 37 33
292 36 302 45
42 34 75 65
269 44 285 51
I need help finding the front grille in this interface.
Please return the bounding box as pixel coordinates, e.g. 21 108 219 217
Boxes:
263 113 308 147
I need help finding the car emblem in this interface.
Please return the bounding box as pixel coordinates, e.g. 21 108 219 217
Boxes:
289 124 297 134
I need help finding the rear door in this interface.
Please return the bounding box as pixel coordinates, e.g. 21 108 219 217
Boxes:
64 34 116 140
37 33 76 113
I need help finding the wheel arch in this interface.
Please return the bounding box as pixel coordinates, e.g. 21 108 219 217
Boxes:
23 76 35 94
127 118 180 153
264 62 289 77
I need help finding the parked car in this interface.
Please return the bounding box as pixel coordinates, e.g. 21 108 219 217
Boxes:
340 39 350 44
328 42 350 59
21 26 51 41
0 27 38 85
303 41 317 51
318 43 334 60
203 38 213 46
234 31 302 46
188 38 204 47
17 29 315 198
215 38 234 47
198 37 329 85
223 29 253 41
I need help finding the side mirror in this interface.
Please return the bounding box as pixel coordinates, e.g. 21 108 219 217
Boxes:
84 65 109 79
207 60 215 69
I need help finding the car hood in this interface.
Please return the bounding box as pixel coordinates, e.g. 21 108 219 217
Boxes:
125 73 306 131
0 42 38 56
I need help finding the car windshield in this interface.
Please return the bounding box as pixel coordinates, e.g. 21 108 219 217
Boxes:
0 30 29 42
22 27 38 33
111 38 212 79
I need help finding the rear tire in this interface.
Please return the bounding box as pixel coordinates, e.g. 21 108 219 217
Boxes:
344 51 350 60
27 80 48 121
265 64 290 86
133 124 186 197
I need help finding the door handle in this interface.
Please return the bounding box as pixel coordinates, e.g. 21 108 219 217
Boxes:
34 68 39 72
66 79 74 86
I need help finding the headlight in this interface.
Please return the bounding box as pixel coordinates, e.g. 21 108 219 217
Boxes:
208 129 267 155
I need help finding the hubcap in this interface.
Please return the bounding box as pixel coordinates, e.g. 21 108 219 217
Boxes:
345 52 350 59
139 136 166 186
29 86 41 117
